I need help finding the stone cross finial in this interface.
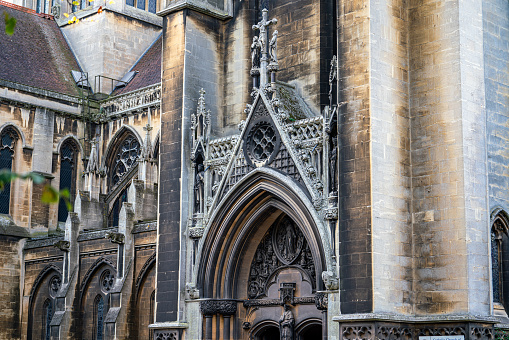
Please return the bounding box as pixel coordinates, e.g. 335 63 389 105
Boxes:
252 8 278 87
141 123 153 160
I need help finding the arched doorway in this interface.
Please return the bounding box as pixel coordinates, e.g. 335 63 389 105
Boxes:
196 170 329 339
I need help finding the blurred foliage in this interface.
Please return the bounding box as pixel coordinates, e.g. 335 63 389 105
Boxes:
0 169 72 211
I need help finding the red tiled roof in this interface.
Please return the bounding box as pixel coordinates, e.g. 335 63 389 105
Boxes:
0 2 81 97
112 35 161 96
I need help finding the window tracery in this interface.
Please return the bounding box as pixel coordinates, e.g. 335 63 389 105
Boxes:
492 214 509 305
0 127 18 214
100 270 115 293
110 134 141 187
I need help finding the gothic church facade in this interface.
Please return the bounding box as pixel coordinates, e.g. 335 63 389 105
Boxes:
1 0 509 339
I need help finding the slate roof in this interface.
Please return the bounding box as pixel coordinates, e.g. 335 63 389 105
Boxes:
0 2 81 97
112 35 161 95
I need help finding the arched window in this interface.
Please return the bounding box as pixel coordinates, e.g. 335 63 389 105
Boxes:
109 133 141 188
93 295 105 340
42 299 53 340
492 214 509 305
58 140 79 223
0 128 18 215
109 187 128 227
150 290 155 326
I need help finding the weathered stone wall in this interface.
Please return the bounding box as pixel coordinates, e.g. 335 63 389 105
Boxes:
0 236 23 340
157 9 186 323
61 11 161 93
337 0 372 314
409 0 489 315
370 0 412 314
485 0 509 214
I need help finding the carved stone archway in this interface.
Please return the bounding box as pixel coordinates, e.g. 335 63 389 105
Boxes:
196 170 328 339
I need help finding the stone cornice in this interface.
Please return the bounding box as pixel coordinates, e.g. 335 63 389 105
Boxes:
332 313 498 325
157 0 231 20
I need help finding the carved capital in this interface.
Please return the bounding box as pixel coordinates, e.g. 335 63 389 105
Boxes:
188 227 204 239
314 292 328 311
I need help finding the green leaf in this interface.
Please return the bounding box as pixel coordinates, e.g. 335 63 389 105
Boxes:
4 11 16 36
0 169 18 191
20 172 45 184
41 185 59 203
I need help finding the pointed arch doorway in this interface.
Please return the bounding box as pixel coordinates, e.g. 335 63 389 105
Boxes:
196 170 329 340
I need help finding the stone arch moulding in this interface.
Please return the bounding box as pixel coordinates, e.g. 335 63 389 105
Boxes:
79 256 116 300
195 167 333 299
29 264 62 299
491 207 509 226
249 319 280 339
0 122 28 148
101 124 143 169
134 252 156 299
27 264 62 340
55 134 84 156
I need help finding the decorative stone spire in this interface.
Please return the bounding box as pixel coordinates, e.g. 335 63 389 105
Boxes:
251 8 278 88
141 123 153 161
191 88 211 158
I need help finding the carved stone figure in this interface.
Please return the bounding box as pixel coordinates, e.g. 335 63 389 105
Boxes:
329 136 338 194
251 36 261 69
269 30 278 63
194 163 205 213
51 4 60 18
279 304 295 340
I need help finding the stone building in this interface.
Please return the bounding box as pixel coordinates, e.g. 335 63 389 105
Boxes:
0 0 509 339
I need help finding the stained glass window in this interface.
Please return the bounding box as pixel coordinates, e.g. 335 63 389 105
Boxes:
43 299 53 340
58 141 78 222
0 129 17 215
94 295 104 340
110 134 140 187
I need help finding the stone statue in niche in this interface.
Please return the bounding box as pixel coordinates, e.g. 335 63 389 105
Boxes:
329 136 338 195
251 36 261 70
269 30 278 64
194 163 205 213
279 304 295 340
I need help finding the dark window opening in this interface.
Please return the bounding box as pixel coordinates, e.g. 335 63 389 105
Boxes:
109 187 128 227
299 324 322 340
42 299 53 340
0 129 17 215
255 326 279 340
58 141 78 223
94 295 104 340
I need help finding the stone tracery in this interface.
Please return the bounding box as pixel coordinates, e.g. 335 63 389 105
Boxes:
247 216 316 299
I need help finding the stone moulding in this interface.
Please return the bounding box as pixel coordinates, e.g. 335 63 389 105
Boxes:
100 83 161 118
335 318 497 340
199 299 238 316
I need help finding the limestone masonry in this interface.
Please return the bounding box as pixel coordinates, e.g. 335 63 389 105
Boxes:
0 0 508 339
